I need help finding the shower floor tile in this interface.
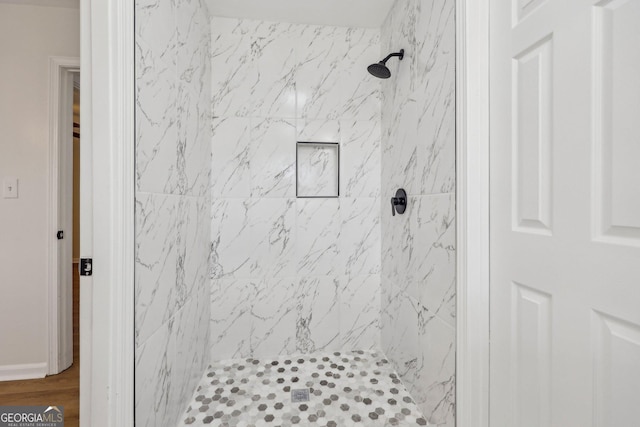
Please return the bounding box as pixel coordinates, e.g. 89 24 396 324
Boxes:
179 350 428 427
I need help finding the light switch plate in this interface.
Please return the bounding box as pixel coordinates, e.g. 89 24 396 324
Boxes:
3 177 18 199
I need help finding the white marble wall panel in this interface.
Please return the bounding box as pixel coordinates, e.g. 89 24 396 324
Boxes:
254 198 297 278
211 117 251 198
176 0 209 89
297 119 341 143
176 0 212 197
135 46 179 194
180 91 212 197
414 308 456 426
210 278 254 359
211 198 296 279
251 31 297 119
136 292 210 427
381 283 455 426
296 198 341 277
297 26 381 121
135 318 175 427
381 98 419 196
211 31 253 117
250 277 298 357
381 0 417 113
381 283 420 391
416 0 456 195
296 276 341 353
211 18 301 118
135 0 211 425
136 0 176 65
250 118 297 198
341 275 381 350
209 17 382 362
210 274 381 360
380 0 456 424
341 120 381 198
411 195 456 326
381 192 412 295
135 193 179 346
179 86 212 197
136 0 212 197
173 285 210 418
211 17 381 122
210 199 256 279
340 198 381 278
381 280 393 346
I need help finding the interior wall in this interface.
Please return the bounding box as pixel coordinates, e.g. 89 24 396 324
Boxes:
380 0 456 425
209 17 382 360
134 0 212 425
0 3 79 371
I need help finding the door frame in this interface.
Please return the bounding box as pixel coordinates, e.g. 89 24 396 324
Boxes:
77 0 492 424
79 0 134 425
48 56 80 375
455 0 491 426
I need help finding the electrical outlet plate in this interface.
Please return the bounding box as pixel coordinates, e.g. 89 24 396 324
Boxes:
3 177 18 199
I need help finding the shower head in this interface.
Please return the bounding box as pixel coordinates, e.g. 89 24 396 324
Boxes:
367 49 404 79
367 62 392 79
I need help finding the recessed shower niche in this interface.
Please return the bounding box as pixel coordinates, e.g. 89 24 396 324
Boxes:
296 141 340 198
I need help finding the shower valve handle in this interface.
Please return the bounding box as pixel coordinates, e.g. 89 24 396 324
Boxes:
390 189 407 217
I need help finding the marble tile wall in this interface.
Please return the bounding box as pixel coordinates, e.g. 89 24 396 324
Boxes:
380 0 456 426
209 17 383 361
134 0 212 426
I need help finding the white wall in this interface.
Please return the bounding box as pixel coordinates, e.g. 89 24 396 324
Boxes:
134 0 212 425
380 0 456 425
208 17 383 361
0 3 79 370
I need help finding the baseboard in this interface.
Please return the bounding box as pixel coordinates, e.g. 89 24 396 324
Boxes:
0 362 48 382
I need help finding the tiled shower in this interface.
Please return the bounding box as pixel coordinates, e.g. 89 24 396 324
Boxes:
134 0 455 425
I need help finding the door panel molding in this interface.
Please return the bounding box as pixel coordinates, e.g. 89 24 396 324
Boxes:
511 34 554 235
592 0 640 247
592 310 640 426
511 282 552 426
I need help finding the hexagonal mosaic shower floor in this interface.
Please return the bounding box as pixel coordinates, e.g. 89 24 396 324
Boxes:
179 350 429 427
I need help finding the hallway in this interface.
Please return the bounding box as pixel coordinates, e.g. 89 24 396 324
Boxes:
0 265 80 426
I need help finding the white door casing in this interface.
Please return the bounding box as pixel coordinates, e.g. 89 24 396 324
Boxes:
455 0 491 426
490 1 640 426
79 0 135 424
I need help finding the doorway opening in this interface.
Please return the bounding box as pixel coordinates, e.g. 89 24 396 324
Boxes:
48 59 80 378
0 59 81 425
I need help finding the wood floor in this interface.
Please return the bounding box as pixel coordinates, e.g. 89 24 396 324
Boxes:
0 264 80 426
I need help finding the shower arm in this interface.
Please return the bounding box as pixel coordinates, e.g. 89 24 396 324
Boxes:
380 50 405 64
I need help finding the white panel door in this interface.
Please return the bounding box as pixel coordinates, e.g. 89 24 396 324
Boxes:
490 1 640 426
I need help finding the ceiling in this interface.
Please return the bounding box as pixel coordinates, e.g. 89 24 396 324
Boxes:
205 0 395 29
0 0 392 27
0 0 78 8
